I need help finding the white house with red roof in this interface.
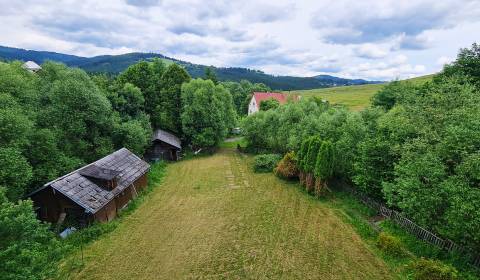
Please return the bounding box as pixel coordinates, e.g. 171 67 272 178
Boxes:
248 92 298 115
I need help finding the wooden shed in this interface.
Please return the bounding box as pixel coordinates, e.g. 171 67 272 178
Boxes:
146 129 182 161
28 148 150 224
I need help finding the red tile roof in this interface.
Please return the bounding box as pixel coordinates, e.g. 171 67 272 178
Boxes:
252 92 297 109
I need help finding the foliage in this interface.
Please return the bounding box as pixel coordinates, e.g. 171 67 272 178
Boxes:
274 151 299 179
181 79 235 149
221 80 271 115
376 232 407 257
253 154 282 173
305 137 322 173
314 141 334 181
156 63 191 133
0 189 63 280
259 98 280 111
204 66 218 85
440 43 480 87
371 81 416 110
410 258 458 280
0 147 33 200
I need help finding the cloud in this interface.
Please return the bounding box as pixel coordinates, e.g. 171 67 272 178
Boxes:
354 44 389 59
310 0 479 45
0 0 478 80
395 33 432 50
126 0 161 6
437 56 453 66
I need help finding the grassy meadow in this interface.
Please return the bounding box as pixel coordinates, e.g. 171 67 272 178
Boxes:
287 74 434 111
59 149 395 279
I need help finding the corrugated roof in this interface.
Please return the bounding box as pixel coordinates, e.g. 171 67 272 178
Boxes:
32 148 150 214
152 129 181 149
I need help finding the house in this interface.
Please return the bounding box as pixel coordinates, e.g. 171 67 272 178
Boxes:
29 148 150 224
247 92 298 115
146 129 182 161
22 61 42 72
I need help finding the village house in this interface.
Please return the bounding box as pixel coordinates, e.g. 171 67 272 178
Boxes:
29 148 150 224
247 92 298 115
146 129 182 161
22 61 42 72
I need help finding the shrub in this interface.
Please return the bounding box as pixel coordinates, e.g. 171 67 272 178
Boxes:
254 154 282 173
410 258 458 280
274 151 298 179
376 232 406 257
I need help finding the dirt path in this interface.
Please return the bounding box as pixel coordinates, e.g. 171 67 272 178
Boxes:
63 149 394 280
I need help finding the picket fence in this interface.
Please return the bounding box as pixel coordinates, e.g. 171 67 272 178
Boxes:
343 186 480 268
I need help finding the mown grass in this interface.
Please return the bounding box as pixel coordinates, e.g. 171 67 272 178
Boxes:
59 150 394 279
287 74 435 111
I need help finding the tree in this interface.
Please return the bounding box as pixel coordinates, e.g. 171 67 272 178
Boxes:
0 107 32 148
39 64 115 162
371 81 416 110
440 42 480 86
181 79 232 149
204 66 218 85
113 83 145 119
0 189 62 280
113 118 152 155
314 141 334 195
154 64 190 132
0 148 32 201
259 98 280 111
304 136 322 192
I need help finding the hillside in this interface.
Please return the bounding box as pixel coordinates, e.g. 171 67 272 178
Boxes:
0 45 380 90
288 74 435 111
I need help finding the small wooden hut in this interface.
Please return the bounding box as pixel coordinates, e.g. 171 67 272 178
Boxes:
146 129 182 161
28 148 150 224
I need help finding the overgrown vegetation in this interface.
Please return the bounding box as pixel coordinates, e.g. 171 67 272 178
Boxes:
243 43 480 272
253 154 282 173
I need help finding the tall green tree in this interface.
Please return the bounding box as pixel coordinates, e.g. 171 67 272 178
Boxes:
181 79 232 149
204 66 218 85
155 64 191 133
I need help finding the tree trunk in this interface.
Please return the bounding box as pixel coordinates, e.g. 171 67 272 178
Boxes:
314 178 331 197
299 171 305 186
306 173 314 193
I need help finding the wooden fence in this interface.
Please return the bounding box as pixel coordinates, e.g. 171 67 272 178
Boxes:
343 186 480 268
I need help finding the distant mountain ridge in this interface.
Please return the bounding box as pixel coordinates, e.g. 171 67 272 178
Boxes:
0 45 382 90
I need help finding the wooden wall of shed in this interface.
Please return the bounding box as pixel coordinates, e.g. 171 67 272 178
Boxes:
147 141 179 161
93 200 117 222
31 187 83 223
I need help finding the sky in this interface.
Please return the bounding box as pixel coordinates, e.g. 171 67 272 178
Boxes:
1 0 479 81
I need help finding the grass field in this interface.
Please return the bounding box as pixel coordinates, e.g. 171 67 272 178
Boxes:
288 74 434 111
60 149 394 279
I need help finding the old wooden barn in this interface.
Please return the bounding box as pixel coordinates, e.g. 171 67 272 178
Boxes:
29 148 150 224
146 129 182 161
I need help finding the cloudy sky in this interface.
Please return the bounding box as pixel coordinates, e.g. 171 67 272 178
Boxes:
1 0 479 80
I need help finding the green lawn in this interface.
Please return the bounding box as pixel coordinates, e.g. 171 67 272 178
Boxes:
288 74 434 111
59 149 394 279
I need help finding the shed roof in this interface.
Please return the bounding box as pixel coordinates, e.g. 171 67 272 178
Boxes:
152 129 181 149
30 148 150 214
22 61 41 71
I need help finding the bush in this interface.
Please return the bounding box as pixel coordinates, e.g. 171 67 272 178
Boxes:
254 154 282 173
274 151 298 179
410 258 458 280
376 232 406 257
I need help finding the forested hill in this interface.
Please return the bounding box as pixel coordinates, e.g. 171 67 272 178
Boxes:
0 45 380 90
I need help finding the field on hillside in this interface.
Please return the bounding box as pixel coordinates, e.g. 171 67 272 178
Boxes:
59 149 394 280
288 74 434 111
